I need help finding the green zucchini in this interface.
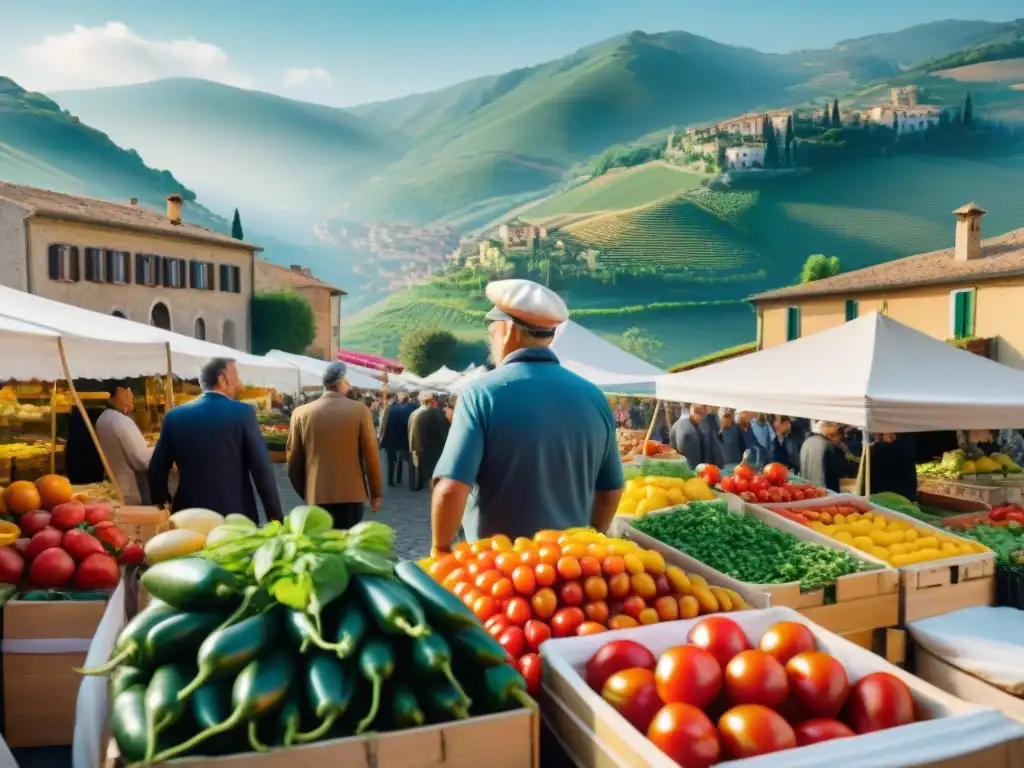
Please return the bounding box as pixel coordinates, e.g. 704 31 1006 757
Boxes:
144 660 195 761
478 664 532 713
344 549 396 577
191 681 246 757
110 665 148 699
394 561 479 632
276 689 305 749
76 599 176 675
411 634 470 706
448 626 510 668
142 611 226 669
294 653 357 744
285 608 347 655
356 637 396 734
110 685 149 763
354 575 430 638
387 683 426 730
330 600 369 659
177 610 280 701
141 558 240 611
423 678 471 723
151 649 297 764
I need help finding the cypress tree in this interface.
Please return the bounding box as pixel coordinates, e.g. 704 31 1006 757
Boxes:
762 115 779 168
231 208 244 240
963 92 973 127
784 114 793 164
831 98 840 127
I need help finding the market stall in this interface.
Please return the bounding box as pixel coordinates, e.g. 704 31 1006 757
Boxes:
265 349 385 391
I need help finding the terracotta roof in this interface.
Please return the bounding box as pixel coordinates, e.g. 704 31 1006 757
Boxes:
749 227 1024 302
254 259 346 295
0 182 260 251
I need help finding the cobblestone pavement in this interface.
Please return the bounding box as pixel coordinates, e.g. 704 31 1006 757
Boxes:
272 457 432 561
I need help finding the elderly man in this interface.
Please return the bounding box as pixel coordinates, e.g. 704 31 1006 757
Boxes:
408 391 450 492
431 279 623 550
800 421 846 492
287 362 383 529
669 404 707 468
379 391 414 488
95 382 153 504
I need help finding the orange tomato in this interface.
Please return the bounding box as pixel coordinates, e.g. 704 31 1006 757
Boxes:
623 553 646 575
560 581 584 607
557 556 582 581
491 577 515 600
602 555 626 576
505 597 532 625
577 621 607 636
561 542 588 559
623 595 646 619
475 569 502 593
473 595 499 621
608 572 631 599
587 543 609 561
534 563 557 587
452 542 473 562
428 555 459 581
519 549 540 567
579 556 602 578
462 589 483 609
534 530 561 544
630 573 658 600
537 545 562 565
531 588 558 620
654 595 680 622
490 534 513 552
495 551 521 575
512 566 537 596
452 581 474 598
637 608 660 625
466 561 487 577
608 615 640 630
513 537 534 553
584 600 610 624
678 595 700 620
583 575 609 601
442 567 469 590
475 551 498 569
470 541 488 555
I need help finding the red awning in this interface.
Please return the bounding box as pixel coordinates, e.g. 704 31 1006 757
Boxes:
338 349 404 373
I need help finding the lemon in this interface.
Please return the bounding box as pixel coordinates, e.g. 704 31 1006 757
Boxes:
626 477 644 491
870 546 891 560
853 536 875 551
834 531 854 544
851 520 873 536
889 543 910 555
683 477 715 501
905 529 919 542
833 514 846 525
666 488 685 504
873 516 888 530
890 553 913 567
888 530 906 544
916 548 943 562
617 500 638 516
916 536 939 550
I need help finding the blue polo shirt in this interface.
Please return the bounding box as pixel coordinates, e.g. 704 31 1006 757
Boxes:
433 347 623 541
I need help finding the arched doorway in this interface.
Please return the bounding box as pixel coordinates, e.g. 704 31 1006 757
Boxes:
150 302 171 330
222 319 236 348
111 309 127 319
194 317 206 340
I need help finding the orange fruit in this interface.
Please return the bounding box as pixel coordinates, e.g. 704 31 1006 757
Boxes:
556 556 582 581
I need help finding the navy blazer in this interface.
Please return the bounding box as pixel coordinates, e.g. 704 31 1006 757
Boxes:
148 392 283 522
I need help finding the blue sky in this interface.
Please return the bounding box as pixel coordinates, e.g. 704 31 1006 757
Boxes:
1 0 1018 105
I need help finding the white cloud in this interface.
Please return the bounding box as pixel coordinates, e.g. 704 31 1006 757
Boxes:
20 22 250 90
282 67 333 88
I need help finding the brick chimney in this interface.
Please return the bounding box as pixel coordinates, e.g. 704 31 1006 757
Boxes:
165 193 184 224
953 202 986 262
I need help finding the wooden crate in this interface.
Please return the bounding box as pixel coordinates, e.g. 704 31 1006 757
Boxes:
841 627 908 665
902 557 996 624
103 707 539 767
4 598 108 747
918 477 1005 507
915 647 1024 724
268 449 287 464
113 505 170 546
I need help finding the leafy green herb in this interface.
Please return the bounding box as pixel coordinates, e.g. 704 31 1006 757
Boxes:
954 522 1024 566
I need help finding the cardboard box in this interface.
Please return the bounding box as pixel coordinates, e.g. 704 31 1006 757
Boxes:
541 606 1024 768
3 598 108 747
103 708 539 767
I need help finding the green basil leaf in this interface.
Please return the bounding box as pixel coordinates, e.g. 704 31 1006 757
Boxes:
253 539 285 582
307 553 349 620
270 575 310 611
287 505 334 537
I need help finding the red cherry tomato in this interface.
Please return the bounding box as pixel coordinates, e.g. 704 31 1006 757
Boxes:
763 462 790 485
719 476 737 493
734 478 750 494
844 672 915 734
585 639 657 692
550 607 585 638
717 704 797 760
785 651 850 718
699 465 721 487
687 616 751 668
724 650 789 708
654 645 722 709
794 718 856 746
647 703 720 768
759 621 817 665
524 619 552 652
497 626 526 659
734 464 755 481
505 596 532 625
518 652 542 696
750 476 768 493
601 668 664 732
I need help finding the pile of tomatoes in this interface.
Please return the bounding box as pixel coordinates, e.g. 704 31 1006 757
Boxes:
424 529 751 696
587 617 917 767
719 462 829 505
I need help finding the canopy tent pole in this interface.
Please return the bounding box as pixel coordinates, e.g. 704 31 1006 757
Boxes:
164 343 175 413
57 338 124 506
643 401 663 448
864 429 873 497
49 382 57 474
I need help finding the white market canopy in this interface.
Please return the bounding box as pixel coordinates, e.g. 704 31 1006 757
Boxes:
552 321 662 393
0 286 300 392
654 312 1024 432
265 350 383 391
420 365 461 387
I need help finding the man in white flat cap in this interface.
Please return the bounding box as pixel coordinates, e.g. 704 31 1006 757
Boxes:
429 279 623 552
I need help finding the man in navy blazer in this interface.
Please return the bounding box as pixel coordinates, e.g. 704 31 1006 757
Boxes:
149 358 284 523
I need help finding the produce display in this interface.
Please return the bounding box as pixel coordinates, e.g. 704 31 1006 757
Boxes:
616 474 715 517
869 492 946 525
618 430 679 458
631 501 874 591
622 461 696 482
0 440 61 461
942 506 1024 565
585 616 919 766
718 462 828 503
424 529 751 694
144 509 257 564
0 474 137 589
769 502 988 567
86 507 532 764
917 449 1021 479
260 424 289 450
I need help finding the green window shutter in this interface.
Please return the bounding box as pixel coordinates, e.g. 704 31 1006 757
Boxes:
845 299 858 322
786 307 800 341
964 289 976 338
953 291 967 339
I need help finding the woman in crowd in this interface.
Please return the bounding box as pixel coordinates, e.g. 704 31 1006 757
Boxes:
800 420 846 493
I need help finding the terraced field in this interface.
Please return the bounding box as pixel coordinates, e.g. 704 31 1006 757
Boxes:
934 57 1024 82
522 163 704 222
563 196 760 271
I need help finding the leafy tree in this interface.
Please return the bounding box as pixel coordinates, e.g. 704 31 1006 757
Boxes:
620 327 663 363
784 115 794 164
398 327 458 376
251 291 315 355
799 254 842 284
231 208 244 240
963 92 973 127
761 115 779 168
831 98 840 127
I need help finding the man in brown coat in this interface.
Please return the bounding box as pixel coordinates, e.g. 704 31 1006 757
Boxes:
408 390 450 491
287 362 383 529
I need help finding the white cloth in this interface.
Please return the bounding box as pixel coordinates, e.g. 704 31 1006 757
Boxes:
95 409 153 504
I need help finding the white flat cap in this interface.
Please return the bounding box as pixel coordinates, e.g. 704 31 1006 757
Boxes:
484 279 569 337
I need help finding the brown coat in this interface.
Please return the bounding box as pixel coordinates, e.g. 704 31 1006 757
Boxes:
286 392 383 505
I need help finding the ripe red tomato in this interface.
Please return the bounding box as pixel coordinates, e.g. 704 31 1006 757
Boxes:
755 488 770 502
497 626 525 658
687 616 751 668
717 704 797 760
733 478 751 494
585 639 657 692
794 718 855 746
559 581 584 607
763 462 789 485
550 607 585 638
524 619 552 652
601 668 664 732
699 465 721 487
505 596 532 625
518 653 542 696
790 488 806 501
647 703 720 768
724 649 789 708
758 621 817 665
719 476 737 493
654 645 722 708
844 672 915 734
749 476 769 493
734 463 755 481
785 651 850 718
